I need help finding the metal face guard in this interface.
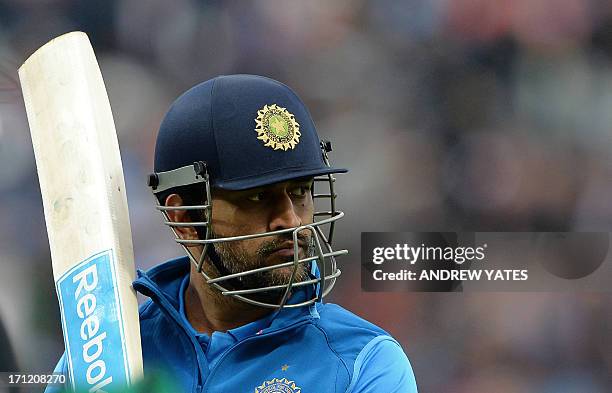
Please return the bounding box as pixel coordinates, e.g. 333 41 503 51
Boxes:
149 144 347 309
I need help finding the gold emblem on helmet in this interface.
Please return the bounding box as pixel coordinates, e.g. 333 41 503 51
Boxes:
255 104 301 150
255 377 301 393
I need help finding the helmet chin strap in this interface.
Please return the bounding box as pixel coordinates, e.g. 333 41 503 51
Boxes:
204 243 242 291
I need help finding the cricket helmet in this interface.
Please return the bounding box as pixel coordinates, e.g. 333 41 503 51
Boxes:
148 74 347 308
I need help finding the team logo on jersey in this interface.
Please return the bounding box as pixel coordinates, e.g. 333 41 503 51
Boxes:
255 104 301 151
255 377 302 393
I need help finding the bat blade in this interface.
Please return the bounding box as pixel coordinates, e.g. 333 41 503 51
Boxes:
19 31 143 391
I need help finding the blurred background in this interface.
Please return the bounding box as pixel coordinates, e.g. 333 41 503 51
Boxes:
0 0 611 392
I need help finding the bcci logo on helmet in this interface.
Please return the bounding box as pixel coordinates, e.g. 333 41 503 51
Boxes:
255 377 301 393
255 104 301 151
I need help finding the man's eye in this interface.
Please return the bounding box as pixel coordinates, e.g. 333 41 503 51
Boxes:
247 192 266 202
290 186 310 197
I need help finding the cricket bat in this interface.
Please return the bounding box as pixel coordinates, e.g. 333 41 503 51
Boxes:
19 32 143 391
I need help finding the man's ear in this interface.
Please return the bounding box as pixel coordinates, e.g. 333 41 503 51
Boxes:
165 193 199 240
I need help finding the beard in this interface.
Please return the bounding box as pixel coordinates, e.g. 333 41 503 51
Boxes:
207 229 314 304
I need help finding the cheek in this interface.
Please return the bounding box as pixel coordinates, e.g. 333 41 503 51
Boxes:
213 210 268 251
299 199 314 225
212 203 261 237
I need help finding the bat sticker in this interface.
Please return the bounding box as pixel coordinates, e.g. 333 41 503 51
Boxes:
56 249 130 392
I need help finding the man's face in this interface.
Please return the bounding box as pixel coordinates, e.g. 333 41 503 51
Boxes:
208 178 315 292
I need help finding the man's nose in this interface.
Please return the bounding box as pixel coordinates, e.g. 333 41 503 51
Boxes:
269 193 302 231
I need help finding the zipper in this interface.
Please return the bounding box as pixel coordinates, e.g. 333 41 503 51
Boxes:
133 275 208 393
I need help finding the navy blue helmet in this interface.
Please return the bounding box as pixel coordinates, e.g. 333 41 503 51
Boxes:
153 74 346 190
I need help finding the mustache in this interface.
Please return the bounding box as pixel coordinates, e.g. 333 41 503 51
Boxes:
257 233 311 257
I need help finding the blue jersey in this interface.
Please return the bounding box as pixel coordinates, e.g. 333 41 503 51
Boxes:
46 257 418 392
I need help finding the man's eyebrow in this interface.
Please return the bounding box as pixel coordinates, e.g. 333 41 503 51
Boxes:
233 178 314 195
237 186 265 194
289 177 315 184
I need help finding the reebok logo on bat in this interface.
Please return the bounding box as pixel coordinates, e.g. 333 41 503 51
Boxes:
57 250 130 392
73 265 113 392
